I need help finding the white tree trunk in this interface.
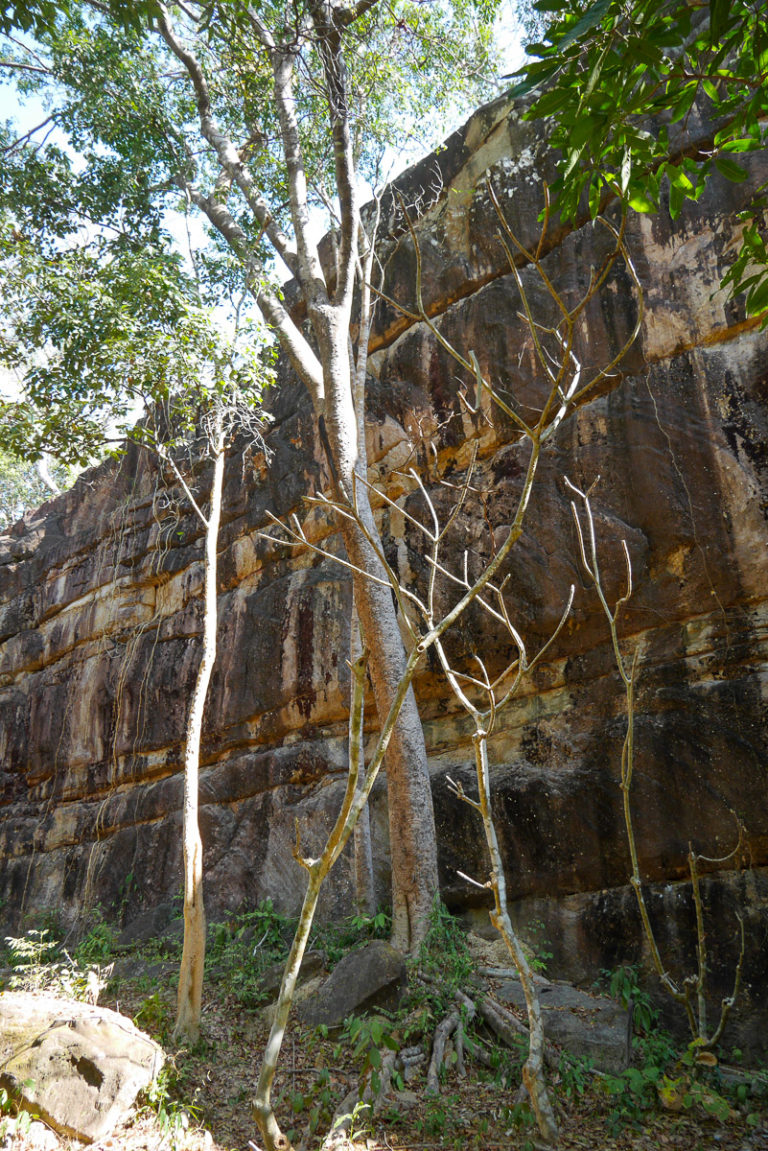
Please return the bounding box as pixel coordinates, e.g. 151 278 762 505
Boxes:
313 307 438 950
173 411 226 1043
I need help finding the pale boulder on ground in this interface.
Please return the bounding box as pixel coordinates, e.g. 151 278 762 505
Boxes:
0 993 164 1143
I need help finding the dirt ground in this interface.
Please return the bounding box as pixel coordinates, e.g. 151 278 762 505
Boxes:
2 926 766 1151
4 983 765 1151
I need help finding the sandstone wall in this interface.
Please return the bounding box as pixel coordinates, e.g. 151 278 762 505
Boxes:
1 97 766 1048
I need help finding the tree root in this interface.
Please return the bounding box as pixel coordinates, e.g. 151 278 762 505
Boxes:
426 1009 461 1094
320 1049 397 1150
471 992 559 1071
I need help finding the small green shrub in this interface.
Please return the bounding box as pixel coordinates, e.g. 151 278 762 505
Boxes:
343 1013 400 1094
140 1066 200 1150
4 929 105 1001
414 1092 461 1138
74 910 118 964
601 964 657 1034
557 1052 593 1101
134 993 172 1042
206 899 295 1008
523 918 553 974
310 907 391 968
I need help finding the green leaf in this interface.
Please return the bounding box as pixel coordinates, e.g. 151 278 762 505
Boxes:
720 137 759 153
702 77 719 102
507 63 558 99
531 87 572 117
555 0 614 54
628 190 655 213
709 0 731 43
669 181 684 219
746 276 768 315
668 166 694 192
670 82 698 124
569 115 601 149
715 155 749 182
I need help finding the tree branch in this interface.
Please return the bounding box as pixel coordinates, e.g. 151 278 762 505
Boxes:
155 3 299 277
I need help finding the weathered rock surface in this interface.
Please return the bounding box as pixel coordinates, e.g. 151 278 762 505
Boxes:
0 993 164 1142
298 941 406 1028
494 979 632 1074
260 949 325 1004
0 96 767 1050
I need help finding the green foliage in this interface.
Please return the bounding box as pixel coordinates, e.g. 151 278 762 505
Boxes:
73 909 118 964
0 0 503 477
414 1092 462 1139
134 992 172 1043
602 1060 663 1131
523 918 553 974
0 216 270 466
557 1052 593 1101
139 1064 200 1150
600 963 657 1034
0 447 77 530
398 899 475 1043
4 927 60 969
206 899 294 1008
415 899 474 997
510 0 768 322
3 927 108 1001
310 907 392 968
596 1026 744 1133
500 1097 537 1135
343 1013 399 1095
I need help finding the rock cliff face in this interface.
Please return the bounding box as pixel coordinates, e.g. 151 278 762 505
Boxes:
1 97 767 1048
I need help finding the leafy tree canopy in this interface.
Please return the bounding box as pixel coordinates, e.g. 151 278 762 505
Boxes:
510 0 768 320
0 0 507 466
0 442 75 528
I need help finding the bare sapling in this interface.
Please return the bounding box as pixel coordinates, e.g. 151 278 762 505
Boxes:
146 392 266 1045
438 587 573 1146
567 476 746 1051
162 399 225 1044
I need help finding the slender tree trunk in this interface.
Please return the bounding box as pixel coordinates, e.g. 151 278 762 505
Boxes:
472 731 558 1145
173 412 225 1043
314 308 438 951
349 609 376 916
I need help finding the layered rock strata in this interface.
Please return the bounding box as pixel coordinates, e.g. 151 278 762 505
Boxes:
1 96 766 1047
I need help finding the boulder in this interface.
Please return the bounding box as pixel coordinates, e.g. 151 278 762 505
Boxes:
298 941 406 1028
260 949 325 1003
494 978 632 1074
0 992 164 1143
